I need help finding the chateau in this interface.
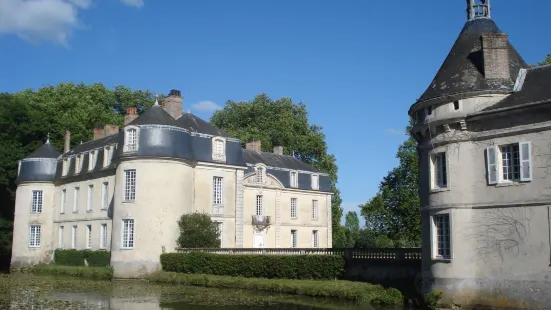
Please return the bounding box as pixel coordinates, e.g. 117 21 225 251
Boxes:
411 0 551 306
11 89 333 277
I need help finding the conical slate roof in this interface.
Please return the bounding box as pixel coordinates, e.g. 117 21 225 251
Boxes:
416 18 528 104
26 141 61 159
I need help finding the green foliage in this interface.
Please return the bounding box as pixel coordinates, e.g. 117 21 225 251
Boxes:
54 249 111 267
209 94 343 244
160 252 345 280
26 264 113 280
425 290 443 310
149 271 402 305
538 53 551 66
177 213 221 248
343 211 360 247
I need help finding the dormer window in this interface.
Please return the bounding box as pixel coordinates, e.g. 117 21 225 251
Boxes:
63 157 69 176
103 146 112 167
311 174 319 190
212 137 226 162
255 165 266 183
124 127 139 153
89 150 96 171
424 105 433 119
290 171 298 188
75 155 82 174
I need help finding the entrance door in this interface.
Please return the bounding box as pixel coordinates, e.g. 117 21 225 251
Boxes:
253 233 264 248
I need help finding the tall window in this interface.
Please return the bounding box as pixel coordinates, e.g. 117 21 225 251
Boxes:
213 177 223 205
291 230 297 248
290 171 298 188
71 225 77 249
29 225 41 248
433 214 451 259
125 128 138 152
311 174 319 190
31 190 43 213
87 185 94 212
311 200 318 220
255 195 263 216
63 158 69 176
124 169 136 202
73 187 79 213
256 167 264 183
75 155 81 174
89 150 96 171
290 198 297 219
86 225 92 249
103 146 112 167
60 189 66 214
100 224 108 249
312 230 319 248
501 144 520 181
432 152 448 189
101 182 109 210
487 142 532 185
212 138 226 162
59 226 64 248
122 219 135 249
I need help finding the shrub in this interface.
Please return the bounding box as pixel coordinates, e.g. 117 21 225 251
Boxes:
426 290 443 310
28 264 113 280
177 212 221 248
160 252 345 280
54 249 110 267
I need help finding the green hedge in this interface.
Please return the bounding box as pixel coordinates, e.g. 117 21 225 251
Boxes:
27 264 113 280
54 249 110 267
160 252 344 280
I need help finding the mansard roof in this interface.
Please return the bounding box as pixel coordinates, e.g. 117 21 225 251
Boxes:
175 113 229 137
26 142 61 159
64 134 119 156
127 105 178 127
416 18 527 105
242 149 322 173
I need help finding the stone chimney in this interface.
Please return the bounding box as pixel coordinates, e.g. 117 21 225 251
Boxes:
481 33 511 81
104 125 120 136
273 146 284 155
64 130 71 153
93 127 105 140
246 140 261 152
163 89 183 120
124 107 138 125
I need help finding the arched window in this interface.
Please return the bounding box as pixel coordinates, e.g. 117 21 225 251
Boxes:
290 171 298 188
255 165 266 183
212 137 226 162
311 174 319 190
124 127 139 152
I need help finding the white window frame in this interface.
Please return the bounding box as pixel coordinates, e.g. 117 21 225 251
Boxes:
63 157 69 176
103 146 112 167
212 176 224 215
312 230 319 248
29 225 41 248
121 219 135 249
86 224 92 249
87 184 94 212
430 152 449 190
75 154 82 174
290 170 298 188
123 169 137 202
101 182 109 210
124 126 139 153
255 164 266 184
291 230 297 248
311 200 319 220
430 211 452 260
290 198 298 219
100 224 108 249
486 141 532 185
31 190 43 213
89 150 96 171
60 189 66 214
311 174 319 190
255 195 263 216
73 187 79 213
71 225 77 249
58 226 64 248
212 136 227 162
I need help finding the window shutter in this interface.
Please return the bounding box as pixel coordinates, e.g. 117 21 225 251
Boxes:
519 141 532 181
486 146 498 184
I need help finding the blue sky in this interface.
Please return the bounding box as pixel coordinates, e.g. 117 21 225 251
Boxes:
1 1 550 225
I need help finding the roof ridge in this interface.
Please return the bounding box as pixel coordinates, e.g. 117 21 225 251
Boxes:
528 63 551 71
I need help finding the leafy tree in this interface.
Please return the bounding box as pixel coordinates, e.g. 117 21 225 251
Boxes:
177 212 221 248
539 54 551 66
360 125 421 246
210 94 344 246
344 211 360 247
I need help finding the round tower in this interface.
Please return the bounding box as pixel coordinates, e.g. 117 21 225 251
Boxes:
11 136 61 268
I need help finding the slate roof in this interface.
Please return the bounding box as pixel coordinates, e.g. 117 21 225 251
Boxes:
483 64 551 111
127 105 178 126
26 142 61 159
64 134 119 156
416 18 527 104
175 113 229 137
242 149 322 173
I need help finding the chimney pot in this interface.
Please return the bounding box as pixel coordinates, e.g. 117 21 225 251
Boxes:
481 32 511 81
104 125 120 136
64 130 71 153
273 146 284 155
246 140 262 152
164 89 183 119
93 127 106 140
124 107 139 125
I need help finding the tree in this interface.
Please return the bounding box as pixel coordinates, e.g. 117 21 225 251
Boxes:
360 125 421 246
176 212 221 248
210 94 344 246
344 211 360 247
539 54 551 66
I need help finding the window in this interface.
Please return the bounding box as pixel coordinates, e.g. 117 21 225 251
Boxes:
453 100 460 111
433 214 451 259
29 225 41 248
212 137 226 162
290 198 297 219
290 171 298 188
103 146 112 167
425 105 433 117
124 169 136 202
311 174 319 190
212 177 223 215
87 185 94 212
86 225 92 249
487 142 532 184
256 166 265 183
256 195 263 216
100 224 108 249
75 155 82 174
431 152 448 189
73 187 79 213
214 221 223 246
71 225 77 249
31 190 43 213
59 226 64 248
312 200 318 220
60 189 66 214
101 182 108 210
291 230 297 248
312 230 319 248
89 151 96 171
124 128 138 152
122 219 135 249
63 158 69 176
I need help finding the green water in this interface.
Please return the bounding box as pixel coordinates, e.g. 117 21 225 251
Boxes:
0 274 404 310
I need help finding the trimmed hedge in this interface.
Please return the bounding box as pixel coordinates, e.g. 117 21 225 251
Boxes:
54 249 110 267
160 252 344 280
27 264 113 280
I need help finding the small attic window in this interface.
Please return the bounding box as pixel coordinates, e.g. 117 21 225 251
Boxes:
212 137 226 162
103 146 112 168
255 165 266 183
290 171 298 188
75 155 83 174
453 101 460 111
89 150 96 171
124 127 139 153
63 157 69 176
425 105 433 117
311 174 319 190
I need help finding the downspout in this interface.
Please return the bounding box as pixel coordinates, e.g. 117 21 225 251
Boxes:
234 169 237 248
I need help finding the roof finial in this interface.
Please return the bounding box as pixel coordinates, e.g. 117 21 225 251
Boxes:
467 0 491 21
154 93 160 106
46 132 50 144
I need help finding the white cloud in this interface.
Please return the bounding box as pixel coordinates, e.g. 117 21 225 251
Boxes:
119 0 143 8
191 101 223 113
385 128 405 136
